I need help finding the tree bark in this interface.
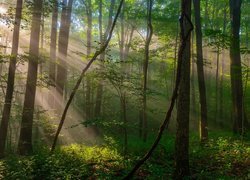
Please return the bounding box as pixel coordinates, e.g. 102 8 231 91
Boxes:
49 0 58 82
193 0 208 142
56 0 73 96
141 0 153 142
229 0 243 134
124 1 193 178
0 0 23 158
85 0 92 121
174 0 192 178
18 0 43 155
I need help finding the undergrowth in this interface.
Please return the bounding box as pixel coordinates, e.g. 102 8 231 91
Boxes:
0 133 249 179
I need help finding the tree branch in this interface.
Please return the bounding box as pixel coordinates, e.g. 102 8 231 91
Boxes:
50 0 125 152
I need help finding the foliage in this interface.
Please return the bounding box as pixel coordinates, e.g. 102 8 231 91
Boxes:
0 133 249 179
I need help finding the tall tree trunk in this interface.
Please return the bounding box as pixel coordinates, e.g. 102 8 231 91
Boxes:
49 0 58 82
229 0 243 134
119 3 125 62
0 0 23 158
215 47 220 121
94 0 103 118
204 0 209 29
85 0 92 121
191 32 196 121
141 0 153 142
174 0 192 178
40 0 45 75
193 0 208 142
219 6 227 123
18 0 43 155
56 0 73 96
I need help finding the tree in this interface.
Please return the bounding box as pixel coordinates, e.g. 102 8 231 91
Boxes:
95 0 116 118
124 0 193 178
229 0 243 134
18 0 43 155
56 0 73 96
85 0 93 121
141 0 153 142
193 0 208 142
174 0 192 178
0 0 23 158
51 0 125 152
49 0 58 82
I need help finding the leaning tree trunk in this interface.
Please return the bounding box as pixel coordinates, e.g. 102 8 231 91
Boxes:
193 0 208 142
0 0 23 158
18 0 43 155
229 0 243 134
174 0 192 178
51 0 125 152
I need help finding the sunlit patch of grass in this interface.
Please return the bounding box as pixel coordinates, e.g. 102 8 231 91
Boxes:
0 132 249 179
0 144 125 179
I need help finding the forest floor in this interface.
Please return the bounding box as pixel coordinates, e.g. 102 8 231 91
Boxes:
0 132 249 179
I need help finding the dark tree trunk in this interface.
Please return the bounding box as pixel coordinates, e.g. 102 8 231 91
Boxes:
229 0 243 134
141 0 153 142
191 32 196 120
0 0 23 158
174 0 192 178
18 0 43 155
49 0 58 82
193 0 208 142
56 0 73 96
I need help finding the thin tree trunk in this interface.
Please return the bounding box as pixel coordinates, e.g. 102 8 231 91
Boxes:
49 0 58 82
0 0 23 158
95 0 115 117
40 0 45 75
86 0 92 121
142 0 153 142
219 6 227 122
191 31 196 120
18 0 43 155
193 0 208 142
215 47 220 121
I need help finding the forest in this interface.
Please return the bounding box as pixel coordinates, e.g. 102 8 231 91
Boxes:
0 0 249 179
